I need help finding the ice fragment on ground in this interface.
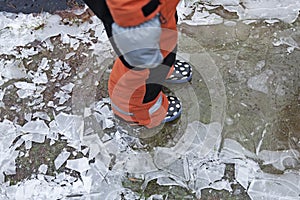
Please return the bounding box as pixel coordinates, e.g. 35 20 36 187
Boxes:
81 174 92 193
25 140 32 150
248 172 300 200
210 179 232 192
84 107 92 118
0 89 4 108
142 171 186 191
21 120 49 135
66 157 91 173
82 134 111 164
194 162 226 191
61 83 75 93
147 194 164 200
24 113 32 122
38 164 48 174
94 104 113 118
39 57 49 70
190 12 223 26
258 149 300 171
0 148 19 177
273 36 300 53
85 161 109 192
54 150 71 170
54 90 71 105
14 81 37 98
51 60 71 80
247 70 273 94
22 133 46 144
154 121 222 169
1 60 27 80
114 152 157 174
93 104 115 130
156 157 189 182
81 147 89 156
101 134 112 143
1 176 86 200
54 113 84 141
220 138 257 160
65 52 76 59
0 120 18 150
32 112 51 121
235 163 250 189
32 71 48 84
55 106 67 111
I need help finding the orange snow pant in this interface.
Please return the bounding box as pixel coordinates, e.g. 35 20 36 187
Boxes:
84 0 180 128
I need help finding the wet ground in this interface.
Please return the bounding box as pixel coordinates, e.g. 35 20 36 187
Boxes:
0 0 84 14
179 18 300 154
0 3 299 200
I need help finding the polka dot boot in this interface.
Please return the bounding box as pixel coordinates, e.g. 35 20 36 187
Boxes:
162 96 182 123
165 59 193 83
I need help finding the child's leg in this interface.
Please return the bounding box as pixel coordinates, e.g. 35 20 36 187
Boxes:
108 59 169 128
84 0 181 128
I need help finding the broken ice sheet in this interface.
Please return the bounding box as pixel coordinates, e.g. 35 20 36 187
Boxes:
194 162 226 191
156 177 186 187
258 149 300 171
54 150 71 170
103 118 114 129
234 160 260 190
154 121 222 169
155 156 189 183
248 171 300 200
66 157 91 173
220 138 257 161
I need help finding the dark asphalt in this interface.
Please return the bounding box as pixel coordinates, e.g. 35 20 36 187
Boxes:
0 0 85 13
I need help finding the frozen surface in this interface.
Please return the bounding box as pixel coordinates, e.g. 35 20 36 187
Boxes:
54 150 71 170
0 1 300 199
179 0 300 24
